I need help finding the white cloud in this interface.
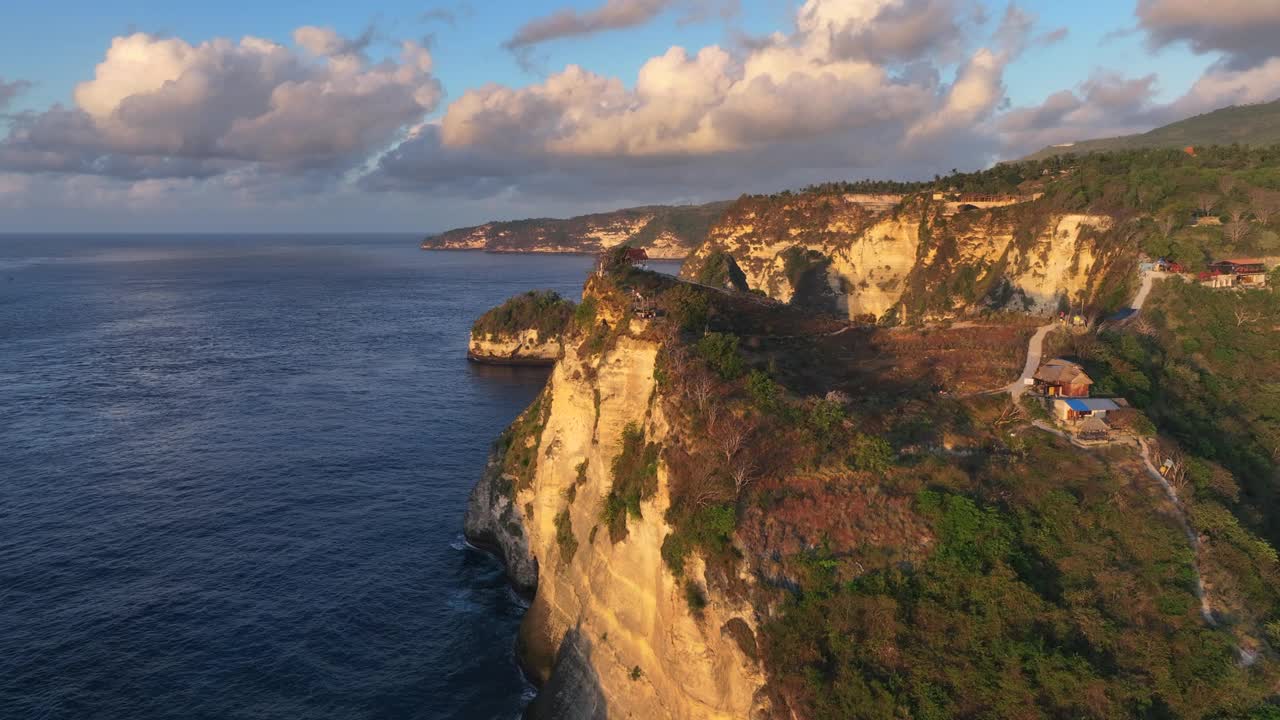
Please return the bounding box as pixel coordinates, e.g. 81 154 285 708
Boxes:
1137 0 1280 70
1 29 441 178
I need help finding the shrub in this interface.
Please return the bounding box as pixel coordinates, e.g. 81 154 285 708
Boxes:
848 433 894 473
662 503 737 574
554 509 578 564
602 423 660 540
663 284 709 332
697 332 745 379
574 295 598 327
746 370 780 410
473 290 574 339
696 250 748 290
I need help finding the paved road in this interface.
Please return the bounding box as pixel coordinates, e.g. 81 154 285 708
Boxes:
1128 271 1165 313
1007 324 1057 400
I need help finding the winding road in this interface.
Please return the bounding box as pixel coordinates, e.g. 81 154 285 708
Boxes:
1007 323 1057 400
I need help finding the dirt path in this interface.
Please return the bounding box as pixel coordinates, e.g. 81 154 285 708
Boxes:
1006 324 1056 400
1137 439 1216 625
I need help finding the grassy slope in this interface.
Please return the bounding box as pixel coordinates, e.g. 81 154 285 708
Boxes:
1024 100 1280 161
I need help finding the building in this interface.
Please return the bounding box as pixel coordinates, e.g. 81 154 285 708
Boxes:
595 246 649 275
1052 397 1122 423
1033 359 1093 397
1213 259 1268 288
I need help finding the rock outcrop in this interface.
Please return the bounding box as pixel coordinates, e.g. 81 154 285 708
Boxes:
423 202 730 258
682 192 1134 321
468 329 561 366
465 281 766 719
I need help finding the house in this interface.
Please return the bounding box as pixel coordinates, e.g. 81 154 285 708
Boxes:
1192 270 1233 286
595 246 649 275
1052 397 1122 423
1212 258 1268 288
1033 359 1093 397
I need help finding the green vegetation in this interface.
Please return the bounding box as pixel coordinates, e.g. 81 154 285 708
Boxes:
661 504 736 576
473 290 575 340
1023 100 1280 161
764 437 1279 719
573 295 598 327
1084 280 1280 549
661 284 709 332
695 250 749 291
695 332 745 379
554 508 578 564
601 423 660 541
499 393 549 492
427 202 729 253
630 202 732 249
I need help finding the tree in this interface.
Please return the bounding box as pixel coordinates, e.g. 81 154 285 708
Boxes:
1250 188 1280 225
1234 307 1263 327
729 455 759 495
1225 206 1253 245
1196 193 1218 217
1157 214 1178 240
718 417 756 463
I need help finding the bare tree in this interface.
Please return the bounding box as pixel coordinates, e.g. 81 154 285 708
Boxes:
1195 193 1218 217
1218 175 1237 197
687 372 716 416
1132 316 1157 337
1157 214 1178 239
729 455 759 495
718 417 756 463
1234 307 1262 327
1250 188 1280 225
1224 207 1253 245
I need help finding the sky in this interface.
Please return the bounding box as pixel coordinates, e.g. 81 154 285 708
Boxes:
2 0 1279 233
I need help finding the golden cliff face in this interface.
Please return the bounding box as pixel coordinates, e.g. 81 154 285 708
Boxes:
468 329 562 365
467 323 765 719
685 193 1126 321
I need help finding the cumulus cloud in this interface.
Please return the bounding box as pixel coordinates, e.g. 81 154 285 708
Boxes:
1137 0 1280 70
368 0 1039 202
798 0 982 64
0 29 441 180
503 0 736 49
997 72 1165 154
998 56 1280 157
0 77 31 112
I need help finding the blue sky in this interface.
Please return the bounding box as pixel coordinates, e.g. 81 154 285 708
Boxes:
1 0 1277 232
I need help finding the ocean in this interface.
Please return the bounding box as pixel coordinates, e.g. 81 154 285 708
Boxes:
0 236 652 719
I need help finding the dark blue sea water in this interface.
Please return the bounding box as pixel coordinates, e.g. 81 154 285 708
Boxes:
0 236 612 719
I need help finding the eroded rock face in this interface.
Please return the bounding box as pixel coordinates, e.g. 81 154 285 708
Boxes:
465 320 765 718
464 441 538 595
684 193 1129 321
422 202 730 257
468 329 561 366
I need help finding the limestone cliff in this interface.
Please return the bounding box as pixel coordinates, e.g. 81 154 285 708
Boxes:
423 202 730 258
468 328 561 366
682 192 1135 321
466 281 766 719
469 290 575 366
464 266 1280 719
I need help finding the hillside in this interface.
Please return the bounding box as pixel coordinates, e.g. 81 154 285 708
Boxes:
1023 100 1280 161
421 201 730 258
467 263 1280 718
684 145 1280 323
